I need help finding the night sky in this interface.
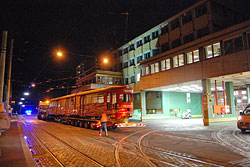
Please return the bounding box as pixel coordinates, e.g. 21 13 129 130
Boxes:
0 0 249 103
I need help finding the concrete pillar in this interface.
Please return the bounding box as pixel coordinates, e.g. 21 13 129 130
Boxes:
225 82 236 115
202 79 213 126
246 84 250 104
140 90 146 120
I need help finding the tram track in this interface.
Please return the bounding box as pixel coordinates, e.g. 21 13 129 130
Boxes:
138 131 224 167
20 119 105 167
114 129 224 167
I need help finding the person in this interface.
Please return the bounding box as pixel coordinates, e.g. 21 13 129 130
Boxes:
99 112 108 136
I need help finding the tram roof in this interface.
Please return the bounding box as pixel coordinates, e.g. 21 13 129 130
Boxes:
50 85 128 101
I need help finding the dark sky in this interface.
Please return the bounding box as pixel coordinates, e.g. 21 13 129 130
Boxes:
0 0 249 101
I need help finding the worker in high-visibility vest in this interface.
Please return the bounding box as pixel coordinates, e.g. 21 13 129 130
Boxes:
99 112 108 136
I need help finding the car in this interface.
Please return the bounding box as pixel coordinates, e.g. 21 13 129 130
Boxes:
237 104 250 132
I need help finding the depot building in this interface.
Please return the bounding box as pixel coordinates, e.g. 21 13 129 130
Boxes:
108 0 250 126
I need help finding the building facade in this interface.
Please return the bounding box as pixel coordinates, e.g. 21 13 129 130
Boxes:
111 0 250 125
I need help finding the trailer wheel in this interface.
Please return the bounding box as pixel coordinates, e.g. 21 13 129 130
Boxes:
66 119 70 125
90 122 96 130
79 121 84 128
84 121 89 129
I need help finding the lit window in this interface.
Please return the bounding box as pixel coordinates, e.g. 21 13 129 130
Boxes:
151 64 155 74
193 50 199 62
145 66 149 75
161 60 166 71
205 42 221 59
137 73 140 81
187 50 199 64
155 63 159 72
173 54 184 67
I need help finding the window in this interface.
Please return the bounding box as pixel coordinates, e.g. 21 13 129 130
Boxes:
130 76 135 83
161 24 169 34
108 77 113 84
137 55 143 63
197 27 209 38
104 76 108 84
161 60 166 71
187 50 199 64
152 30 159 39
145 66 149 75
114 78 120 85
161 42 169 52
172 38 181 48
152 48 160 56
119 94 131 102
125 77 129 84
123 47 128 54
195 3 207 18
144 35 151 43
136 40 143 47
129 59 135 66
97 93 104 103
173 54 184 68
144 52 151 59
97 76 103 84
205 42 221 59
182 11 192 25
123 61 128 68
155 63 159 72
224 36 243 54
171 18 180 30
129 44 135 51
150 63 159 74
137 73 140 82
183 33 194 44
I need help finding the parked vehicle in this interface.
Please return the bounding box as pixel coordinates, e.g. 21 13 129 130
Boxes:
38 86 145 129
237 104 250 132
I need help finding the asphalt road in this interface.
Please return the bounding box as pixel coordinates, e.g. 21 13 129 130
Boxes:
18 116 250 167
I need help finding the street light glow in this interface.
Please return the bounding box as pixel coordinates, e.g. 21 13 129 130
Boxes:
24 92 30 96
31 83 36 87
57 52 63 57
103 58 108 63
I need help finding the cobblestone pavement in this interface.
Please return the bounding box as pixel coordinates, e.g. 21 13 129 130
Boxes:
18 116 250 167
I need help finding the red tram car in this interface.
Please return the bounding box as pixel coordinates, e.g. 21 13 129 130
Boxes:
42 86 134 129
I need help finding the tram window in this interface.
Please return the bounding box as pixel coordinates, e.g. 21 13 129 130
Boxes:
112 93 117 109
119 94 131 102
97 93 104 103
70 98 74 105
107 93 111 109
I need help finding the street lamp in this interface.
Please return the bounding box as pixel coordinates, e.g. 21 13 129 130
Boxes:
24 92 29 96
103 58 108 64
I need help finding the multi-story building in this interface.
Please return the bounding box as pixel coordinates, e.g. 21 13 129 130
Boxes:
111 0 249 124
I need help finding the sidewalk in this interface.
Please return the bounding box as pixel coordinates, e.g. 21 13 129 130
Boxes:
0 119 35 167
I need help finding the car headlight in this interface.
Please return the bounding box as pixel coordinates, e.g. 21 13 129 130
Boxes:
238 116 242 120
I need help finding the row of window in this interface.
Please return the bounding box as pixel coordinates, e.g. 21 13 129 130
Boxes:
96 76 123 85
121 26 210 69
141 42 222 76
